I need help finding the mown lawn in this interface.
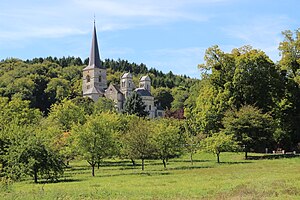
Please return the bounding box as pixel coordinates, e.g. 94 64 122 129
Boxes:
1 152 300 199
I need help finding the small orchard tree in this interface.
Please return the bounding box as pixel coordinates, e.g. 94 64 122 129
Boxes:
152 119 184 169
183 117 204 165
201 132 239 163
122 116 155 170
73 112 119 176
123 92 149 118
3 124 64 183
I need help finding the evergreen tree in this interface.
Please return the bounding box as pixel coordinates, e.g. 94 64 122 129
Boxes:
123 92 149 117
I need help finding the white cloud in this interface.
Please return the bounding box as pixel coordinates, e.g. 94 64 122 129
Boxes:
0 0 232 41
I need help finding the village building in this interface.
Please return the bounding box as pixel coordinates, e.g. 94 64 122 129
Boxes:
82 23 164 118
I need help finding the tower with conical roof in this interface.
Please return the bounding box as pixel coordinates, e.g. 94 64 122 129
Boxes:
82 21 107 101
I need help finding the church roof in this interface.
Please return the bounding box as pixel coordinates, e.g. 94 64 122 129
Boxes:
122 72 133 79
135 88 152 97
84 22 104 70
111 84 122 93
140 75 151 81
83 86 105 95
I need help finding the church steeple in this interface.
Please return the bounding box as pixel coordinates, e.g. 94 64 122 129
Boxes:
88 22 103 69
82 21 107 101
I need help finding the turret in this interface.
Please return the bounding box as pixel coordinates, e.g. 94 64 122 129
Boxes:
139 75 151 93
120 72 134 99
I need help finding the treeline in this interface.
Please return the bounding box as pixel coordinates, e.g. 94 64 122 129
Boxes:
186 29 300 152
0 97 229 183
0 57 198 114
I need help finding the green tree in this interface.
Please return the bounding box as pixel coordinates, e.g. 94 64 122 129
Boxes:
183 117 204 165
171 86 189 111
123 91 149 118
71 96 94 115
122 117 155 170
201 132 239 163
152 87 174 109
2 124 64 183
277 29 300 149
73 112 119 176
45 78 71 103
47 99 86 131
152 119 183 169
93 97 116 114
223 105 275 159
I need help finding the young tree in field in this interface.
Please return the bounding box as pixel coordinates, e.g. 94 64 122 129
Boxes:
73 112 119 176
2 124 64 183
223 105 274 159
201 132 239 163
123 91 149 118
122 117 155 170
152 119 183 169
183 117 204 165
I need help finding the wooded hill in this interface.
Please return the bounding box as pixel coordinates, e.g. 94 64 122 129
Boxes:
0 57 199 114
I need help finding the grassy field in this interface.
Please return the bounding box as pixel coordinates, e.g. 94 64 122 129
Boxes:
1 152 300 200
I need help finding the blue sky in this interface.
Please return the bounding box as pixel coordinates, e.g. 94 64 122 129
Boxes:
0 0 299 78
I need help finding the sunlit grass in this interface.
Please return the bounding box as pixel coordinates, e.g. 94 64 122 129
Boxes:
1 152 300 199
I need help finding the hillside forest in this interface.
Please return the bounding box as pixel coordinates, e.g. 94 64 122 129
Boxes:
0 29 300 183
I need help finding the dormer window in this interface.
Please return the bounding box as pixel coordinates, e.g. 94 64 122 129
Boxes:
86 75 91 83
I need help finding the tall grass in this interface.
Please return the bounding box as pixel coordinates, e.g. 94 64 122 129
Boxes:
1 152 300 199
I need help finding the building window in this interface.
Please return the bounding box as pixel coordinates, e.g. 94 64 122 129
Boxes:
122 81 125 88
86 75 90 83
87 85 90 89
99 76 102 82
149 105 151 110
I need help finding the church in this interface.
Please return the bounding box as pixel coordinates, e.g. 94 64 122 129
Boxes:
82 23 164 118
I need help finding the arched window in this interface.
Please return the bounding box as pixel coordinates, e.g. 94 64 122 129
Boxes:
86 75 90 83
99 75 102 82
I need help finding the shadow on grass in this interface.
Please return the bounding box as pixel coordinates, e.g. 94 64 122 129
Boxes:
98 171 171 178
247 154 300 160
219 161 252 164
169 165 212 170
171 159 211 163
37 178 83 184
66 166 90 171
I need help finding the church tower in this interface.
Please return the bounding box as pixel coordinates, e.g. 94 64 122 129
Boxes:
120 72 134 99
82 22 107 101
139 75 151 92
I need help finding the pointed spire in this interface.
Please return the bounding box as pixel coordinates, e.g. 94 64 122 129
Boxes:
88 21 103 69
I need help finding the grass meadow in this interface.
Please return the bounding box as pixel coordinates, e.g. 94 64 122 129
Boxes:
1 152 300 199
